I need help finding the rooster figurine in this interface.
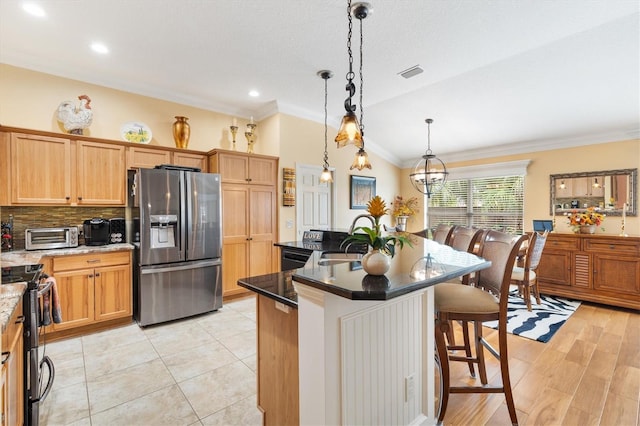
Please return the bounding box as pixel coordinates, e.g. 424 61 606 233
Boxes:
57 94 93 135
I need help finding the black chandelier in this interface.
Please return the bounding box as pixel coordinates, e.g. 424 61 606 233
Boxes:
336 1 372 171
410 118 448 198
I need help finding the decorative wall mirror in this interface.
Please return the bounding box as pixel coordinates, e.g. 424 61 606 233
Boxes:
550 168 637 216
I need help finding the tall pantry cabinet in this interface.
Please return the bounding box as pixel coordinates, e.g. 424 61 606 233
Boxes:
208 150 279 297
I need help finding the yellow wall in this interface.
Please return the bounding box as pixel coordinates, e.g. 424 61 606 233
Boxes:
277 113 402 242
1 63 638 238
0 64 258 154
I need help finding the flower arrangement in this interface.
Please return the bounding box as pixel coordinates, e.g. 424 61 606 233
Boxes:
392 195 419 218
341 195 413 258
567 207 605 232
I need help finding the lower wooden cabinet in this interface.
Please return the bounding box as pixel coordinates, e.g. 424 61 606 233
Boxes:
257 295 299 425
44 251 133 333
538 234 640 309
1 298 24 426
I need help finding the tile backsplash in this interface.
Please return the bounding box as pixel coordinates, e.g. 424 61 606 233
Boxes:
1 206 125 250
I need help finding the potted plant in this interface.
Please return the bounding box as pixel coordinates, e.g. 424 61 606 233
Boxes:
391 195 419 231
342 196 413 275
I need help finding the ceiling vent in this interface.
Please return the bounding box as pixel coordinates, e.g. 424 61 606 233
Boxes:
398 65 423 79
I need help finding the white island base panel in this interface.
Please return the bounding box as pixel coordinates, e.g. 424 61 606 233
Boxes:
294 281 436 426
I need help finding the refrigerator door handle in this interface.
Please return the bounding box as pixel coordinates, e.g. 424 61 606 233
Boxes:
140 259 221 274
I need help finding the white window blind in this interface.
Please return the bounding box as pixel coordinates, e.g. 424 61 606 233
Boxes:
428 175 524 234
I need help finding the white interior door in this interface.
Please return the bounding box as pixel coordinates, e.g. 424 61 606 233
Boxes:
296 164 334 239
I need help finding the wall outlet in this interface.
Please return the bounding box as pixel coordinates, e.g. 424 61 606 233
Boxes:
285 219 294 229
405 374 415 402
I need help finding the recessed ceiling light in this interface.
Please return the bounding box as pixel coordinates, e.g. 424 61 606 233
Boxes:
249 90 260 97
22 3 46 18
91 42 109 54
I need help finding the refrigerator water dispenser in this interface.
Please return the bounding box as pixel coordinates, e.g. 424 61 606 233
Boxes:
149 215 177 249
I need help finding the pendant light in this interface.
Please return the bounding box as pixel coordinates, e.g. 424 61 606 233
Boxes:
318 70 334 183
335 0 364 149
348 2 372 171
410 118 448 197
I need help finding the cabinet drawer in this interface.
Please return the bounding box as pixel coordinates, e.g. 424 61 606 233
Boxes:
53 251 130 271
583 239 640 257
544 236 580 251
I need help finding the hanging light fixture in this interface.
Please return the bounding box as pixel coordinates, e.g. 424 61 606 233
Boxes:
318 70 334 183
348 2 372 170
410 118 448 198
335 0 369 150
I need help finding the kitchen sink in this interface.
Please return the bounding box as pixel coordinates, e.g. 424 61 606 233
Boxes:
317 252 363 265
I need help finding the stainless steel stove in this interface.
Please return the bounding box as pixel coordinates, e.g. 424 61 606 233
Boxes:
1 263 54 426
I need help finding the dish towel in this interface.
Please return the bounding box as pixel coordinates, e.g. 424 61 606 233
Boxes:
40 276 62 325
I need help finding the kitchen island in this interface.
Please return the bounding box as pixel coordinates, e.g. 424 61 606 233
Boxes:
238 238 490 425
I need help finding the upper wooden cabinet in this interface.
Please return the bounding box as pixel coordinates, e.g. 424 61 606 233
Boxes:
0 126 209 206
127 146 172 169
7 132 72 205
127 146 207 171
3 132 126 206
209 150 277 185
76 141 126 205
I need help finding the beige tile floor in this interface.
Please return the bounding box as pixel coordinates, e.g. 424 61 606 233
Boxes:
39 296 262 426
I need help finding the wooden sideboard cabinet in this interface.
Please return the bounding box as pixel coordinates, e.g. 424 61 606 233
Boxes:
537 233 640 309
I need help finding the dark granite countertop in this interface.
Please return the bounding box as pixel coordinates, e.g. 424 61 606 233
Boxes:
239 238 490 308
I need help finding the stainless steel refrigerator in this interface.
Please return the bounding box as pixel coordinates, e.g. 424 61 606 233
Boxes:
129 167 222 326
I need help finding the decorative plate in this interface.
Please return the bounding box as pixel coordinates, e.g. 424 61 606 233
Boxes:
121 122 152 144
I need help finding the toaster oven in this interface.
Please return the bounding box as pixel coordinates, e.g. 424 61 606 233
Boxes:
25 227 79 250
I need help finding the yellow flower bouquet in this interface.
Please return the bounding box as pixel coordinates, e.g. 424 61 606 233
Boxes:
567 207 605 233
341 196 413 257
391 195 419 218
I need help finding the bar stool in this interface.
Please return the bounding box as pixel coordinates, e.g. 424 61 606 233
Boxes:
434 230 528 425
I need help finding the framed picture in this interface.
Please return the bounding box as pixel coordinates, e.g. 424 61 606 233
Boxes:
350 175 376 209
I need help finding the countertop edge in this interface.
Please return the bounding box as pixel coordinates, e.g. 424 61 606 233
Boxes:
0 283 27 333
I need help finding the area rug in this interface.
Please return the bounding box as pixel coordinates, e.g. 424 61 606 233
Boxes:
483 290 581 343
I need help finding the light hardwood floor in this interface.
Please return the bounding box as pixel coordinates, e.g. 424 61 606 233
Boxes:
440 301 640 425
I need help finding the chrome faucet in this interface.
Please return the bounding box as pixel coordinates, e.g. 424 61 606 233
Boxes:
348 214 375 234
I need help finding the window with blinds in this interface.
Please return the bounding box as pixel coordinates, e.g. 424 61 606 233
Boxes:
428 175 524 234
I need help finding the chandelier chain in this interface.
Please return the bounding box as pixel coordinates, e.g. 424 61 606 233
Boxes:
347 0 354 81
358 15 364 135
323 76 329 168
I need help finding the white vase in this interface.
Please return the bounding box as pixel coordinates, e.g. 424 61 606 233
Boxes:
396 216 408 232
361 249 391 276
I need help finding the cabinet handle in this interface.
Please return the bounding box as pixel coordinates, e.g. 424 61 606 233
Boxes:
88 274 93 278
16 315 25 324
609 245 615 250
78 196 83 201
65 196 70 200
1 352 9 365
247 237 253 241
95 273 100 277
87 259 101 263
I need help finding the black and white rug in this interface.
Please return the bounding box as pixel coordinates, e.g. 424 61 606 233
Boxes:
483 290 581 343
